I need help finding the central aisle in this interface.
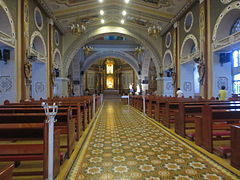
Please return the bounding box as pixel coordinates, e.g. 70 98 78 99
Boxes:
67 100 238 180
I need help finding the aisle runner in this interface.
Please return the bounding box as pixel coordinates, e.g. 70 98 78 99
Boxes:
67 101 238 180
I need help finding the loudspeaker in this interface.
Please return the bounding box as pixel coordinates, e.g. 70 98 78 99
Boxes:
219 53 231 65
3 49 10 60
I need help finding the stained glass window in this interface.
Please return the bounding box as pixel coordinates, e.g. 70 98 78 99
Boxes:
230 18 240 35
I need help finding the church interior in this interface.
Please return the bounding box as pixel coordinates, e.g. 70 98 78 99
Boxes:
0 0 240 179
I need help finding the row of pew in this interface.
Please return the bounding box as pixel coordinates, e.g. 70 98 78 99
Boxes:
0 95 101 179
130 95 240 170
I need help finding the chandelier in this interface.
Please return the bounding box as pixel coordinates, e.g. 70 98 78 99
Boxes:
134 46 144 55
70 23 86 36
83 46 93 55
148 25 161 38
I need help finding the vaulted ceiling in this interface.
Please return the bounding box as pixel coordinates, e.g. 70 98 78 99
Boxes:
42 0 196 34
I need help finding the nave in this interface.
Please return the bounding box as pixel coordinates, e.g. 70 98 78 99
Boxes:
67 100 239 180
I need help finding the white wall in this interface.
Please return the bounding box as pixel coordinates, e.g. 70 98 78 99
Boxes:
180 61 194 98
212 53 232 98
32 62 47 100
0 48 16 104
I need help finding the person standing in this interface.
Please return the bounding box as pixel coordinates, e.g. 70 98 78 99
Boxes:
176 88 184 98
218 86 227 100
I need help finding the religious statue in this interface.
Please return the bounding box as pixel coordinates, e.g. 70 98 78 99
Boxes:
24 60 32 84
136 84 141 95
197 55 206 85
171 70 176 86
51 66 56 85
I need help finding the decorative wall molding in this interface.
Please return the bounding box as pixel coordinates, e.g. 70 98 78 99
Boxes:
30 31 47 62
180 34 199 64
53 48 62 69
0 0 16 46
81 50 140 79
63 26 161 77
34 7 43 31
0 76 12 94
165 32 172 48
36 0 65 34
34 82 44 94
161 0 197 35
212 1 240 41
184 11 194 33
163 49 173 70
212 31 240 51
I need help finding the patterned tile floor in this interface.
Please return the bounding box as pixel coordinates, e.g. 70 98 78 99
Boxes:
67 100 239 180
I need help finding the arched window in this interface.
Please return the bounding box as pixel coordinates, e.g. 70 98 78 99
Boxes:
230 18 240 35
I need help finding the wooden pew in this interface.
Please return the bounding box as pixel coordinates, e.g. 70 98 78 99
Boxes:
0 109 75 158
231 125 240 170
0 163 14 180
0 123 60 178
202 104 240 154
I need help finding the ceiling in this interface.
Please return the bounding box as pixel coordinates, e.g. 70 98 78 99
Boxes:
42 0 195 34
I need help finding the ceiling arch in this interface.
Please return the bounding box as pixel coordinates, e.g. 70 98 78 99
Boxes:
82 50 140 79
63 25 161 77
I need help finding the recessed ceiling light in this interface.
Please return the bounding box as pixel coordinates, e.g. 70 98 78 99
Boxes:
101 19 105 24
124 0 130 4
100 10 104 15
121 19 125 24
99 0 103 3
122 10 127 16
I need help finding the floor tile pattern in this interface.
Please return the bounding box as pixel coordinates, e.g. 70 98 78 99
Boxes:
67 101 238 180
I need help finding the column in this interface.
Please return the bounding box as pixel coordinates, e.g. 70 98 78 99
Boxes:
47 19 54 98
199 0 211 98
173 21 180 96
17 0 29 101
